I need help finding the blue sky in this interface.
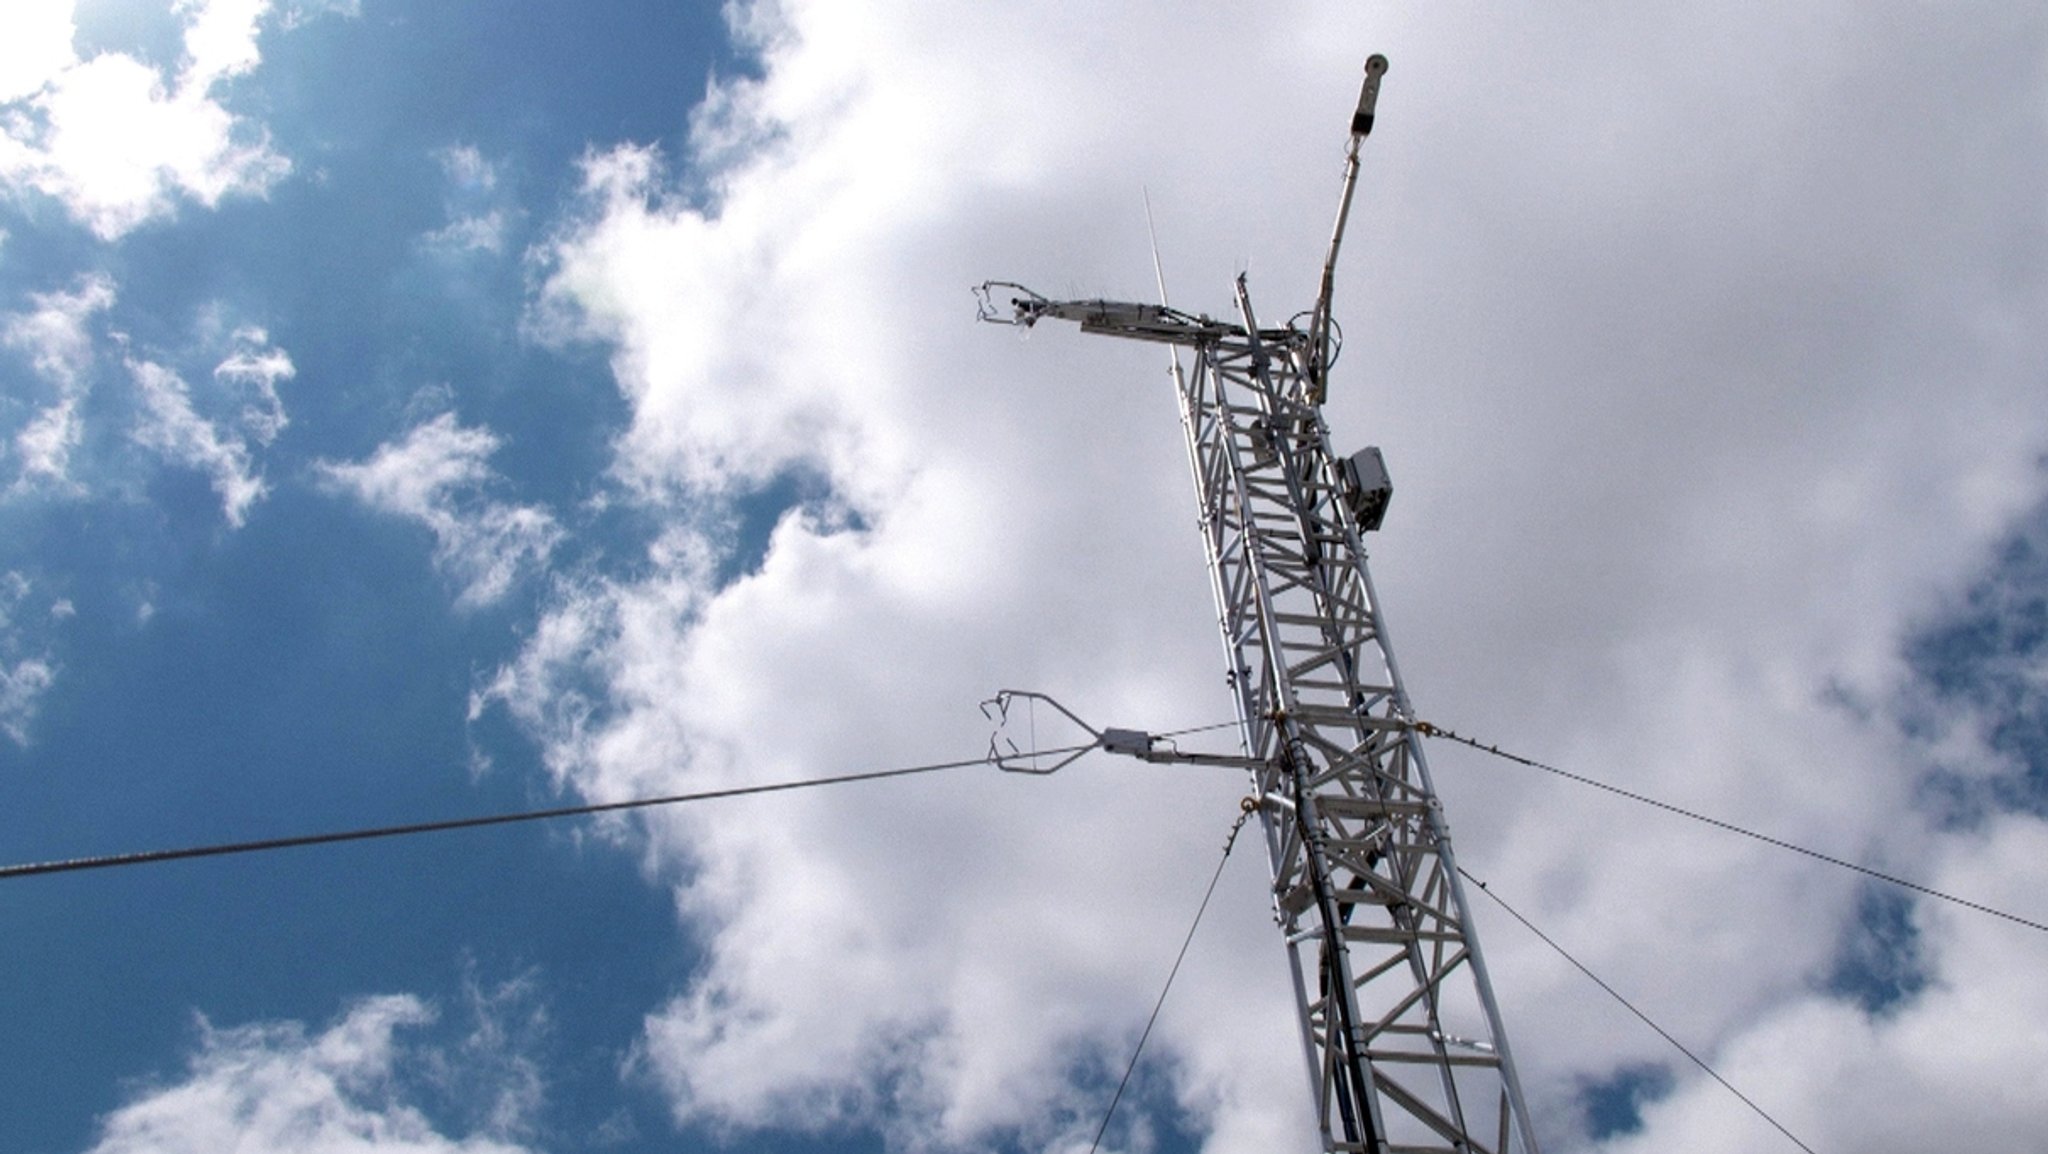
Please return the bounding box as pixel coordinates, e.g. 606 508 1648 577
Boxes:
2 4 722 1151
4 3 2048 1153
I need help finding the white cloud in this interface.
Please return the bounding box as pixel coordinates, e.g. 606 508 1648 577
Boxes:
82 995 539 1154
5 275 114 380
0 0 288 239
318 414 562 609
420 973 550 1144
0 1 78 104
425 145 510 255
531 139 881 498
427 210 508 256
213 324 293 444
130 358 264 523
7 291 292 519
0 570 63 745
176 0 268 89
279 0 361 32
423 213 503 258
128 325 293 527
3 273 114 492
438 145 495 193
500 2 2048 1152
1595 814 2048 1153
0 653 55 746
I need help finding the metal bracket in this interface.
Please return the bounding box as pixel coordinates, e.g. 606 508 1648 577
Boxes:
1100 717 1264 770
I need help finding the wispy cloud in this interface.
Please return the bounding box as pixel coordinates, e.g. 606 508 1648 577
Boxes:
212 324 292 445
0 0 289 239
127 327 293 527
3 274 115 493
82 994 539 1154
278 0 361 32
317 413 562 609
0 656 56 746
0 571 64 746
425 145 511 256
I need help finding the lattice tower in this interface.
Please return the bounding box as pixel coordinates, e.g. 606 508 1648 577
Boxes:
979 56 1542 1154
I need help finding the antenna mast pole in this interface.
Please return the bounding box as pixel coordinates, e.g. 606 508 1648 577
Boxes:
978 56 1541 1154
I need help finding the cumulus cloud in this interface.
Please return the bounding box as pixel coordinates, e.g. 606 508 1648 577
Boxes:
82 994 539 1154
0 0 289 239
496 2 2048 1152
318 414 562 609
0 1 77 104
1595 815 2048 1154
3 273 114 492
128 327 293 526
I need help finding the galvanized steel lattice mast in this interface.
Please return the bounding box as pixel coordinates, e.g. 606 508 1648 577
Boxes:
979 57 1540 1154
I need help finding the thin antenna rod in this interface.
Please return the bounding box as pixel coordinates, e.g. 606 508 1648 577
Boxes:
1306 54 1387 402
1143 187 1188 383
1144 187 1173 307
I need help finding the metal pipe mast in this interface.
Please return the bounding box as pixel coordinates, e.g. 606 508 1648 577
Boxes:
978 57 1540 1154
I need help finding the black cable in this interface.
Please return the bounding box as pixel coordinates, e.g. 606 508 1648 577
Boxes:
1088 804 1253 1154
0 742 1096 881
1460 866 1818 1154
1418 722 2048 936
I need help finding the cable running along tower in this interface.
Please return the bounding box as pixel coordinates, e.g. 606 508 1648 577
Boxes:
979 57 1540 1154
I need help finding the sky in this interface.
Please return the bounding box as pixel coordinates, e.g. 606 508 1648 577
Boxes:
2 2 2046 1153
